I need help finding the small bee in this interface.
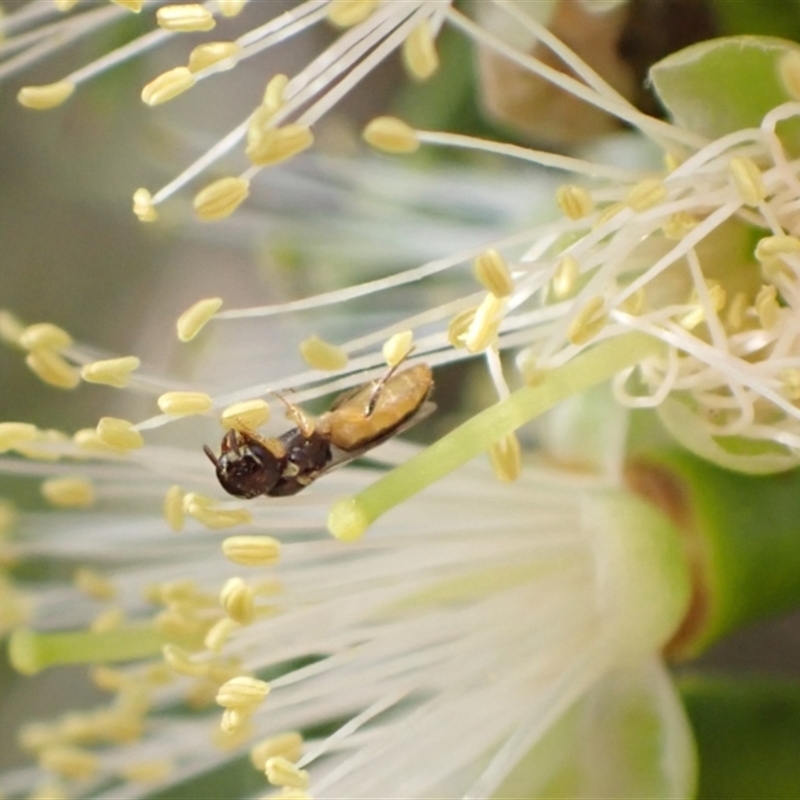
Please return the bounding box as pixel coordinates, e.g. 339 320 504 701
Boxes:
204 363 435 499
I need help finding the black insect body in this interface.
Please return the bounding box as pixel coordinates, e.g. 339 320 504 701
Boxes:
204 363 434 499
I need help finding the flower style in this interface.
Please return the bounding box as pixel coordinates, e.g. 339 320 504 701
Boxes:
2 0 800 798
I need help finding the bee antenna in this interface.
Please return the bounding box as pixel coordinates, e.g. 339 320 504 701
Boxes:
203 445 219 467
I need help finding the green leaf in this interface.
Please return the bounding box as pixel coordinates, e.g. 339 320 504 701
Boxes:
649 36 800 148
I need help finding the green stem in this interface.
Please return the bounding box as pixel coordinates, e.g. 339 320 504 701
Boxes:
329 332 662 540
8 624 167 675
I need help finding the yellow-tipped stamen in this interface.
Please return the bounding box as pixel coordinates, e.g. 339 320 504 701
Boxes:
220 577 257 624
218 0 247 16
567 296 607 345
193 177 250 221
618 286 646 316
556 184 594 220
265 755 310 789
26 350 80 389
222 536 281 567
141 67 195 106
132 188 158 222
779 50 800 99
112 0 143 11
363 116 420 154
216 675 270 711
382 330 414 367
0 422 37 452
156 4 216 32
91 665 132 692
184 494 253 529
299 335 349 371
157 391 214 416
464 294 503 353
220 708 247 734
119 760 172 784
80 355 141 388
725 291 749 332
75 426 121 452
592 201 625 230
17 81 76 110
73 567 117 601
221 399 271 431
162 644 210 677
246 124 314 167
552 255 580 300
473 249 513 298
96 417 145 450
326 0 377 28
14 428 68 462
754 234 800 261
263 73 289 114
19 322 73 351
729 156 767 206
0 309 26 346
625 177 667 212
177 297 223 342
756 284 780 329
90 606 125 634
679 281 726 331
402 19 439 81
39 745 98 781
204 618 239 654
488 433 522 483
54 0 80 10
188 41 242 72
41 477 95 508
164 485 185 532
662 210 698 240
250 732 303 770
780 367 800 400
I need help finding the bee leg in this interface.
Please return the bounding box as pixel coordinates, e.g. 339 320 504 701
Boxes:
272 392 316 438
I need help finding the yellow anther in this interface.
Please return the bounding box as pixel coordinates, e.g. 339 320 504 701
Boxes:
250 732 303 771
263 73 289 114
779 367 800 400
464 293 503 353
447 307 477 349
220 576 257 624
54 0 80 9
756 284 780 329
402 18 439 81
664 151 683 173
218 0 247 15
0 309 26 346
194 177 250 221
567 296 608 345
363 116 420 154
17 80 75 109
779 50 800 100
678 281 724 330
39 745 98 780
26 350 80 388
706 281 727 313
119 759 172 784
593 201 625 230
488 433 522 483
556 184 594 220
618 286 646 316
516 349 546 387
216 675 270 711
299 335 348 371
220 707 248 733
552 255 579 300
326 0 377 27
111 0 143 11
625 177 667 212
141 67 196 106
73 567 117 601
90 606 125 633
265 755 310 789
0 422 37 452
164 485 185 532
382 330 414 367
204 617 239 653
156 3 216 31
157 391 214 416
177 297 223 342
729 156 767 206
96 417 145 450
41 477 95 508
473 249 513 298
662 210 698 240
185 498 253 530
188 41 242 72
755 234 800 262
725 291 749 332
19 322 72 351
14 428 68 462
221 399 271 432
132 188 158 222
246 124 314 167
80 355 141 388
91 665 131 692
162 644 210 677
222 535 281 567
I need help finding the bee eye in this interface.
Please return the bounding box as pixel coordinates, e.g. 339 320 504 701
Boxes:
217 446 282 498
